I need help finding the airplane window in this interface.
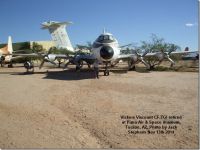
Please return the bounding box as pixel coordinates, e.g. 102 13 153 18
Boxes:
104 35 109 40
109 35 114 41
96 35 115 43
96 36 104 42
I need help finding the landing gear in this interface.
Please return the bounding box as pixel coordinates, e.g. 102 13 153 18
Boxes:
57 58 66 68
128 65 135 71
78 60 84 68
87 63 91 68
58 60 62 68
75 65 80 71
128 59 136 71
8 63 13 68
104 69 109 76
103 63 110 76
0 56 5 67
24 61 34 73
0 62 4 67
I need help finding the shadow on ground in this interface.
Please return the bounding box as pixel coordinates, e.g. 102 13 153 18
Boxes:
43 69 97 80
8 67 151 80
43 69 133 80
9 69 96 80
8 67 134 80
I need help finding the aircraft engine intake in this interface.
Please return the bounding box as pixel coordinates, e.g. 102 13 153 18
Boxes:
100 46 114 60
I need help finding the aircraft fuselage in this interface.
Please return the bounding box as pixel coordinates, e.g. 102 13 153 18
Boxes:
91 32 120 63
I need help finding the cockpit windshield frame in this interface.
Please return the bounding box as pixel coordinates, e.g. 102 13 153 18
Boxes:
96 35 116 43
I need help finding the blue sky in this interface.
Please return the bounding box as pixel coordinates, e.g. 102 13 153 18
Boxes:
0 0 198 51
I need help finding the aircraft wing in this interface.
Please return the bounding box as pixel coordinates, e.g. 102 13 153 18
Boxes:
115 53 150 69
64 54 96 69
75 54 96 62
8 53 70 59
117 54 135 60
53 54 70 59
10 56 33 61
141 50 199 68
11 53 39 57
144 50 199 57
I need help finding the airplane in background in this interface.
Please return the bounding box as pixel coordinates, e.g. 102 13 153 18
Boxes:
0 36 22 67
0 21 75 70
0 36 12 67
182 47 199 60
0 36 71 72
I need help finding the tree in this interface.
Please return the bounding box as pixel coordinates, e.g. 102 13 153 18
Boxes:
48 46 74 55
32 42 44 53
140 34 181 69
76 41 92 53
140 34 180 53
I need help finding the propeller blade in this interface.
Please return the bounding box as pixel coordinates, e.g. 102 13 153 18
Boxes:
39 60 45 69
120 44 132 48
166 55 175 67
141 58 150 69
142 49 149 57
134 51 139 56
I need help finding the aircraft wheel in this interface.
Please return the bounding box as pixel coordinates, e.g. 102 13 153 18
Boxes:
104 70 109 76
8 64 13 68
87 64 91 68
128 65 135 71
78 60 83 68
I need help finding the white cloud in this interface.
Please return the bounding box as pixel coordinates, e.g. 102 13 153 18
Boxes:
185 23 198 27
185 23 194 27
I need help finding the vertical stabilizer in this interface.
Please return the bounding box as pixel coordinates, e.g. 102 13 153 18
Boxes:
41 21 74 52
7 36 13 54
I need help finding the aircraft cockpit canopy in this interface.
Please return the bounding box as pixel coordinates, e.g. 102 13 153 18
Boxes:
96 34 116 43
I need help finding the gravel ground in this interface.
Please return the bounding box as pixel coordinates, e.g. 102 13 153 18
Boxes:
0 64 198 148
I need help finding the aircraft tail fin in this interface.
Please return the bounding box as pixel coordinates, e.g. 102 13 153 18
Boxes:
7 36 13 54
0 36 13 62
41 21 74 52
0 36 13 54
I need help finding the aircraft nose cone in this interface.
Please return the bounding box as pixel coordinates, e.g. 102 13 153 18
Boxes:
100 46 114 60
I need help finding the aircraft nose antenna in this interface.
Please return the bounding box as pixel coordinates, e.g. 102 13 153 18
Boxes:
100 46 114 60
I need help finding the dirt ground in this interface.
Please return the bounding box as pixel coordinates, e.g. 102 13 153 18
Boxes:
0 64 198 149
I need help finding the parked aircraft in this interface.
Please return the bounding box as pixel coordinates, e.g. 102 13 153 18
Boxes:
2 21 198 75
0 36 71 71
0 36 18 67
63 30 199 75
40 21 198 75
